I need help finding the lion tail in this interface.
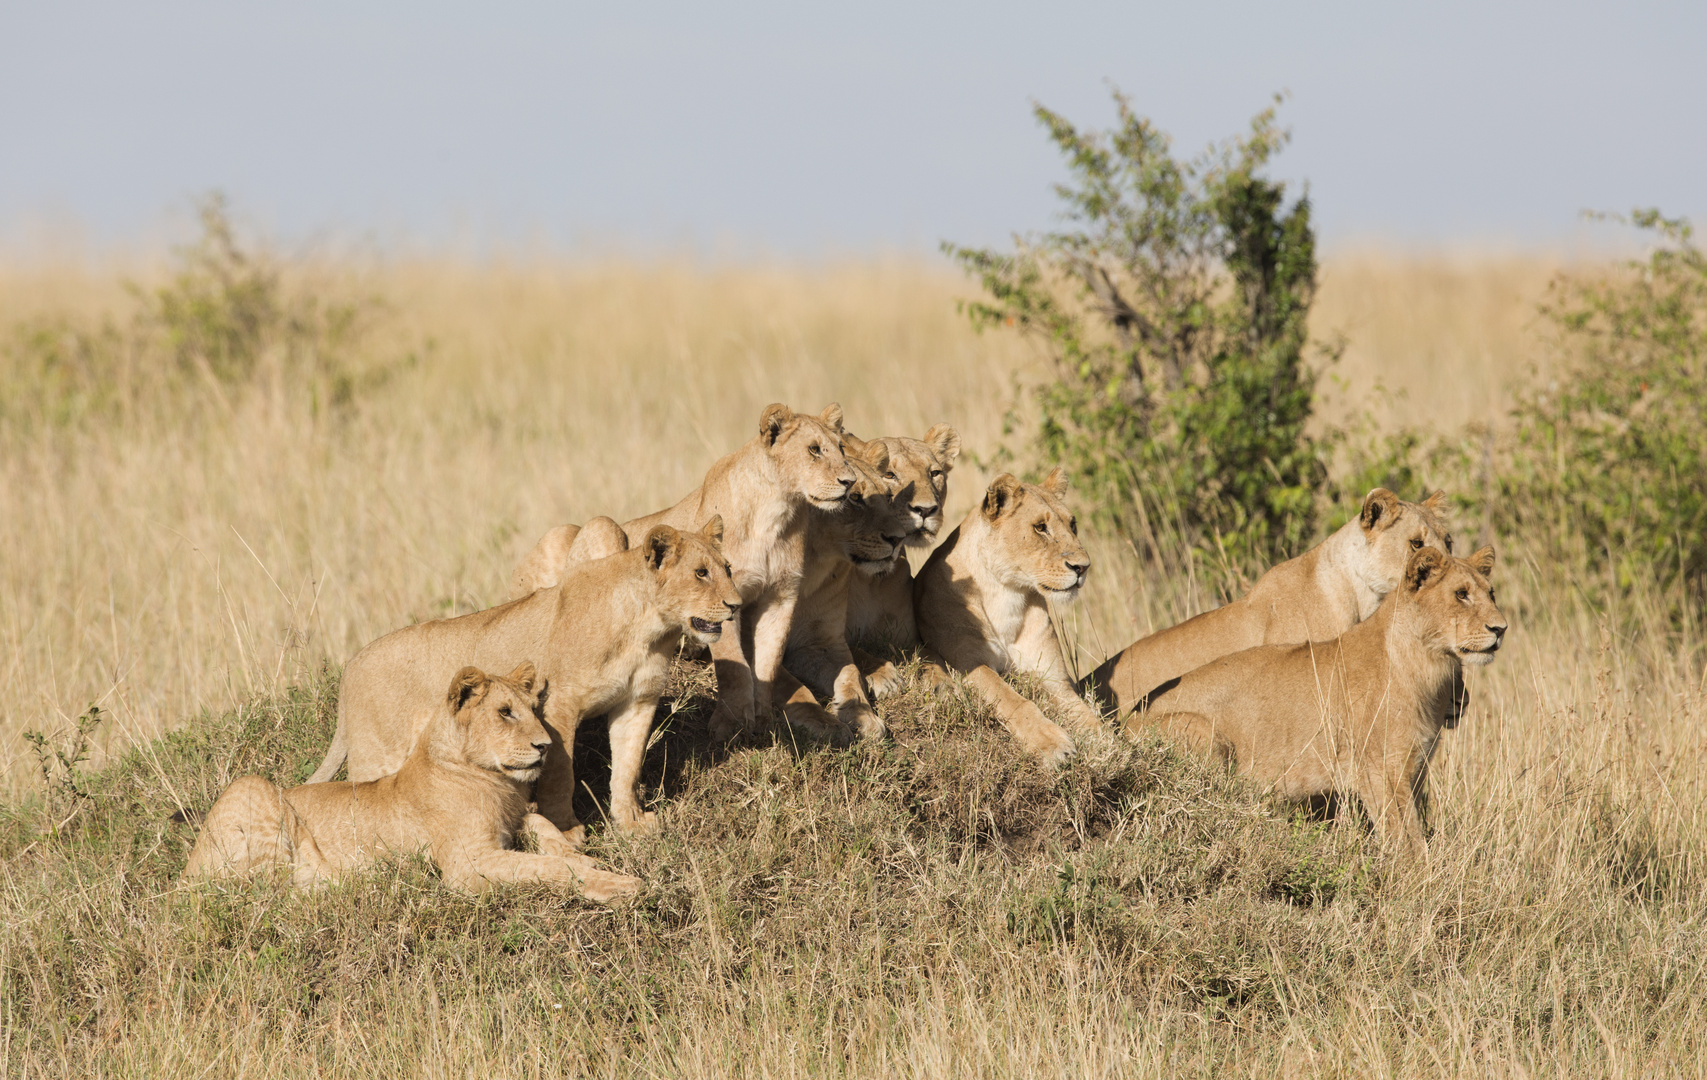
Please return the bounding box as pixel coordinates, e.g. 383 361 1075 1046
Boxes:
305 716 349 784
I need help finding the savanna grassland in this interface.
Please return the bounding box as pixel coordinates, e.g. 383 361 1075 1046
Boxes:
2 239 1704 1077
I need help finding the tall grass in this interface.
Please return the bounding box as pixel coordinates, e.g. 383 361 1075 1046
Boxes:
3 243 1703 1076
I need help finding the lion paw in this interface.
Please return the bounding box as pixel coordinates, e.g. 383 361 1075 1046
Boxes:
919 661 955 693
838 700 887 742
615 809 659 835
708 701 754 743
865 661 905 700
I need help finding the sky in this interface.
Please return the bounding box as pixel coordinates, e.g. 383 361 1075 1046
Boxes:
2 1 1702 256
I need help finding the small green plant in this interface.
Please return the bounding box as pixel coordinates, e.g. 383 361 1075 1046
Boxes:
22 704 106 823
946 90 1330 567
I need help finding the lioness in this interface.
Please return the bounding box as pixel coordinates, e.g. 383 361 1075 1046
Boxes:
773 438 913 741
184 664 642 900
842 423 960 697
310 520 739 841
508 403 856 742
507 516 629 601
1130 546 1505 856
914 469 1099 762
1084 489 1455 719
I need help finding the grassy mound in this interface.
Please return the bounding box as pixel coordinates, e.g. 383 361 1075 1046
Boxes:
2 658 1698 1076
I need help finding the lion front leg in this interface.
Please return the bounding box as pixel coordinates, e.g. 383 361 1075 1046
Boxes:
1359 755 1428 858
962 666 1076 764
606 697 663 832
532 694 587 846
708 607 758 741
851 645 905 700
747 589 798 715
448 847 642 903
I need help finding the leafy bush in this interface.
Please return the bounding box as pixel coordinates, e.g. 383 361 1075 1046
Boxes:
945 91 1330 565
1482 211 1706 613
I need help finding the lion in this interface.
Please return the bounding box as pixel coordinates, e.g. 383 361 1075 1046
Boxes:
1084 488 1456 720
1127 546 1505 856
913 469 1099 762
842 423 960 697
507 402 857 742
308 520 739 842
184 664 642 900
772 438 914 742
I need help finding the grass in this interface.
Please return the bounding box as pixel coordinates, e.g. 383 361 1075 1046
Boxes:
3 249 1706 1076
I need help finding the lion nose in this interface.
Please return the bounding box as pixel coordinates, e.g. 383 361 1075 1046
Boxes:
1065 555 1090 577
724 600 741 614
531 737 552 755
1488 623 1507 641
837 473 855 491
911 502 938 519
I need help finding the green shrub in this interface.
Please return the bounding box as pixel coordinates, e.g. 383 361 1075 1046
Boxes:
0 193 389 430
945 91 1330 566
1481 210 1706 615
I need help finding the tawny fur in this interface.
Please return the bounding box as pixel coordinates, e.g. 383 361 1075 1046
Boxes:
913 469 1099 763
184 665 642 901
842 424 960 698
1129 546 1505 857
1085 489 1456 719
309 522 739 842
507 516 629 601
772 440 914 743
507 403 856 742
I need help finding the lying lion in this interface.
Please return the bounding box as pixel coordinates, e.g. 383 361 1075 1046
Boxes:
183 664 641 900
914 469 1100 762
1129 546 1505 856
310 520 738 842
1084 488 1455 719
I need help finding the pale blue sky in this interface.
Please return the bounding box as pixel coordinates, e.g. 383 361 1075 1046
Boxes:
2 1 1701 255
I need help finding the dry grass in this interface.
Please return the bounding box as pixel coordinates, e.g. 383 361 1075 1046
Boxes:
3 250 1704 1077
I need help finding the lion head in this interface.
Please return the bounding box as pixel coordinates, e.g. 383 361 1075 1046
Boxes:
440 663 552 783
759 402 857 511
638 517 742 646
838 441 915 576
849 423 960 545
1353 488 1455 600
978 468 1089 599
1398 546 1507 666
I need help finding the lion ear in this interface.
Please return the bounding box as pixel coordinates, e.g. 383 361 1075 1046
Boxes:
861 440 890 473
446 666 489 717
505 661 537 695
700 515 725 549
759 404 792 446
1468 545 1496 577
1404 547 1447 592
842 431 869 455
1360 488 1400 533
983 474 1023 520
1040 466 1069 497
819 403 845 433
925 423 961 468
642 525 680 570
1422 489 1450 513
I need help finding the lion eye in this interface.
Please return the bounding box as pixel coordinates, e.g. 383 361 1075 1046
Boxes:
884 472 898 481
1455 588 1469 602
930 470 944 479
850 492 864 504
1033 521 1048 536
808 444 822 458
1068 517 1078 535
1444 534 1455 554
499 706 514 721
696 568 708 580
1410 538 1424 550
1488 590 1497 604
